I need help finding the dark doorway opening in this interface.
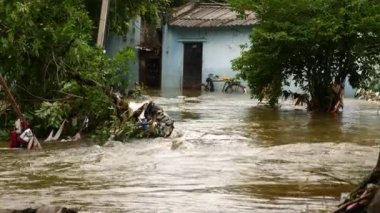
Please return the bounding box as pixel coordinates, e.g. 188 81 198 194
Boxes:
183 42 203 90
139 50 161 89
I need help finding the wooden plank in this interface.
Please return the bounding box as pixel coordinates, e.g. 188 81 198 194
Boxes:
96 0 110 47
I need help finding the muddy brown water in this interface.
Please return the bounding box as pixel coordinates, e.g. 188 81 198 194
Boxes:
1 91 380 212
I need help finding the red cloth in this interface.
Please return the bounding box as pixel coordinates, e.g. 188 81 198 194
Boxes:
8 130 18 148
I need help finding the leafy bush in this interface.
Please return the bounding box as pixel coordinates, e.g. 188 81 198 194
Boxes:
34 101 68 129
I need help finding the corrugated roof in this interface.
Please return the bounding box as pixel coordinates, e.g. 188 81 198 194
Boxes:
169 3 256 28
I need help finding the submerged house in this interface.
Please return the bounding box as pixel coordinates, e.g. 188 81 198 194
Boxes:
105 18 163 90
105 19 141 88
161 1 256 94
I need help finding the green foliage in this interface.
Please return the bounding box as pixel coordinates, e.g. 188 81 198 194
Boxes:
0 0 135 134
0 0 190 137
112 47 135 89
0 0 94 105
98 0 229 35
114 119 160 141
230 0 380 110
368 77 380 93
369 82 380 92
0 129 8 141
169 0 189 7
103 0 171 35
34 101 68 128
91 126 112 142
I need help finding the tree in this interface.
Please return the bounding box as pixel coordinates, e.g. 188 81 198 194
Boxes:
83 0 173 36
0 0 186 138
230 0 380 111
0 0 171 134
0 1 123 131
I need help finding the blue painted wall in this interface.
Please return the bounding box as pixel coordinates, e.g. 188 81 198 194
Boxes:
105 18 141 89
161 25 252 94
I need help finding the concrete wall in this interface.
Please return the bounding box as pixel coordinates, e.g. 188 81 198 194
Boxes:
161 25 252 94
160 23 358 98
105 18 141 88
344 80 355 97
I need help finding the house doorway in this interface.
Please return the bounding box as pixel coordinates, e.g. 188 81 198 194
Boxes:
139 50 161 89
183 42 203 90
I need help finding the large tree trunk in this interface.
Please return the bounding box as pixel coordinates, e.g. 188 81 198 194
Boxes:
310 82 343 113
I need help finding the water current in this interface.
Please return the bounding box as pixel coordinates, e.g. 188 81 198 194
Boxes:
1 92 380 212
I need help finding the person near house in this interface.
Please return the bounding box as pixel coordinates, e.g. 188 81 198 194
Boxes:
205 74 215 92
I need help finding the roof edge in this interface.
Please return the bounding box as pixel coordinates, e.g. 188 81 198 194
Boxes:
171 1 199 19
168 1 257 28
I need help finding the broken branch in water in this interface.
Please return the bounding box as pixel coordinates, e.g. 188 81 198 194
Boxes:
0 74 23 118
334 186 378 213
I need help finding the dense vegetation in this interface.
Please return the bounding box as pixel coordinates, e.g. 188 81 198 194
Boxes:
230 0 380 111
0 0 171 139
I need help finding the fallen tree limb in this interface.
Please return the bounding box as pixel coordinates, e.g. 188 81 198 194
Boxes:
334 189 376 213
335 150 380 212
0 74 23 118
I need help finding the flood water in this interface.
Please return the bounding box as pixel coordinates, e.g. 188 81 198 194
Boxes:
1 91 380 212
